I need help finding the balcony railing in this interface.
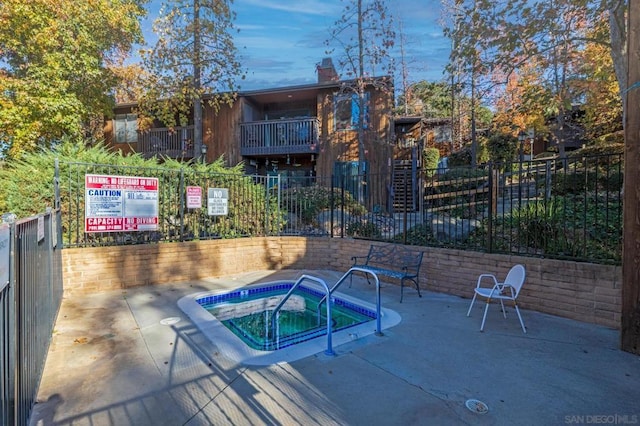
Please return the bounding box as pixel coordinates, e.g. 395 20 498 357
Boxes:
241 118 320 156
138 126 195 159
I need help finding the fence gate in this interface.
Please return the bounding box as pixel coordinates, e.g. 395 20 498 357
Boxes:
0 208 63 426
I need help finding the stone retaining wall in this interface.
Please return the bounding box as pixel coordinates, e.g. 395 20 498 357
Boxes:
62 237 621 329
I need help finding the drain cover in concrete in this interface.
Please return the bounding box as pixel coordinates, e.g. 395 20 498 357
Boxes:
465 399 489 414
160 317 181 325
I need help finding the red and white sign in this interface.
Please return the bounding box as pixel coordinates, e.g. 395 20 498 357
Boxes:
186 186 202 209
85 174 159 233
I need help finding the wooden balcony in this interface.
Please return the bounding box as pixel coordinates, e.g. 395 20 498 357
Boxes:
138 126 195 159
240 118 320 156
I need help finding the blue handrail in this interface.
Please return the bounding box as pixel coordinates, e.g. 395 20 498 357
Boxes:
317 267 383 336
270 274 334 356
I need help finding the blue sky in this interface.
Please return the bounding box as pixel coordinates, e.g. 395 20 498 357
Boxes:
142 0 450 91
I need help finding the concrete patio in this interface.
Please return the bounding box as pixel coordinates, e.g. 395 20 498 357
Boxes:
29 269 640 425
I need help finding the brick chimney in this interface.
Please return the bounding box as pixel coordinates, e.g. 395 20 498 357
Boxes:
317 57 339 83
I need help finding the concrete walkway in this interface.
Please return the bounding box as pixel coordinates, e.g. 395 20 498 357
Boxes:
30 270 640 426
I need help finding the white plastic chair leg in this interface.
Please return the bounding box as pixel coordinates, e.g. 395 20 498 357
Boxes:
466 293 477 317
499 299 506 318
480 301 490 331
514 304 527 333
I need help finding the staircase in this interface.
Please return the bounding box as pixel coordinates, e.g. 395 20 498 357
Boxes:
392 160 416 212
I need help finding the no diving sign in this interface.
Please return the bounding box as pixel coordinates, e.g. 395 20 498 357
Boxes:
207 188 228 216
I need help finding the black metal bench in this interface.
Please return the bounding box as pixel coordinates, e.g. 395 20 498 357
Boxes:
351 244 424 302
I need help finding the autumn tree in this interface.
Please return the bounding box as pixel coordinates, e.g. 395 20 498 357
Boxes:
447 0 626 156
443 0 490 165
396 81 451 118
140 0 244 159
325 0 396 177
110 53 150 105
0 0 146 158
490 62 548 142
578 16 623 141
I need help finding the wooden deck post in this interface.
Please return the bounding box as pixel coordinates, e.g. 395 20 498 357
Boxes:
622 0 640 354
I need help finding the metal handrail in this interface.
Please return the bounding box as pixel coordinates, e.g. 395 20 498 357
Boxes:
270 275 334 355
317 267 383 336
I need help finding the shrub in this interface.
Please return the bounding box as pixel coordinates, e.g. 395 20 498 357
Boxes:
281 185 366 225
448 147 472 166
487 133 518 166
0 140 284 243
393 223 437 246
570 143 624 157
422 147 440 176
503 196 622 262
476 136 489 164
346 220 381 239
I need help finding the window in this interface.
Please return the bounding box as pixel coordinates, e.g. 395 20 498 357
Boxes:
433 125 451 143
113 114 138 143
334 93 369 131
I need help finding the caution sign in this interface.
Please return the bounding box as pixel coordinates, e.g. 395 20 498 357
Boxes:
207 188 228 216
85 174 159 232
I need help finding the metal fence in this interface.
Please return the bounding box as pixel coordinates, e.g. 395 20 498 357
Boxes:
418 153 623 264
58 152 623 264
0 208 63 425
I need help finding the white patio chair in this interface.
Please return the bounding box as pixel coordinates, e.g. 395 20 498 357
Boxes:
466 264 527 333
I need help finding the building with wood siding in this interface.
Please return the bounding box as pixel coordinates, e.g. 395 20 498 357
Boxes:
103 58 436 213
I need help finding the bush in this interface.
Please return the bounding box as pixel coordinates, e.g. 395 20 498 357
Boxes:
346 220 381 239
281 185 367 225
571 143 624 157
423 147 440 176
392 223 437 246
448 147 472 166
502 196 622 262
594 130 624 145
0 140 284 243
487 133 518 166
551 164 623 195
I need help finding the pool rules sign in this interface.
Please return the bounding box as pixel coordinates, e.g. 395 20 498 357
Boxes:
207 188 228 216
85 174 159 232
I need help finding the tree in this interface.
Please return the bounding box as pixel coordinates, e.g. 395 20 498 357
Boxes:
578 16 623 141
400 81 453 118
140 0 243 159
447 0 627 156
490 63 547 140
325 0 396 177
0 0 146 158
110 53 150 105
396 18 412 115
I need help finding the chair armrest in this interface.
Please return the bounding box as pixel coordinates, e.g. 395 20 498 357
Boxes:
351 255 368 264
487 283 505 297
476 273 498 288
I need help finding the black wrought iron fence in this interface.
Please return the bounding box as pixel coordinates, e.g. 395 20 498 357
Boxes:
58 152 623 264
486 154 623 263
0 208 63 425
59 162 284 247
